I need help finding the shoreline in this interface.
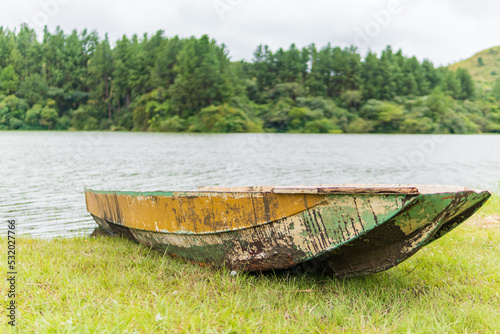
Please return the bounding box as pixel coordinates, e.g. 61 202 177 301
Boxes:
3 129 500 135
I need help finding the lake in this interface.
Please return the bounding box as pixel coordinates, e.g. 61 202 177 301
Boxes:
1 132 499 238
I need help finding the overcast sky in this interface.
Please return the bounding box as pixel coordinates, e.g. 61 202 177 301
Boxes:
1 0 499 66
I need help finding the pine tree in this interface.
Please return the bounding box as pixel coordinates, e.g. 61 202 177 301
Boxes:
361 51 378 100
87 34 114 120
0 65 19 95
440 69 461 99
305 44 327 97
456 68 475 100
169 36 237 117
113 35 132 113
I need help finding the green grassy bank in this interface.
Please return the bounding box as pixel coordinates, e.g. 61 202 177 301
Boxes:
1 196 499 333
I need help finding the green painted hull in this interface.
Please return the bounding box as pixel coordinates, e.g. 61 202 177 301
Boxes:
86 185 490 278
295 191 490 277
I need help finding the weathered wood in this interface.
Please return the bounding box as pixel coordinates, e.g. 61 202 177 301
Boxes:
85 190 328 233
85 185 491 277
198 186 275 192
272 186 419 195
198 184 420 194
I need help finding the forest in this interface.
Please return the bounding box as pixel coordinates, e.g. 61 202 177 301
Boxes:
1 24 500 134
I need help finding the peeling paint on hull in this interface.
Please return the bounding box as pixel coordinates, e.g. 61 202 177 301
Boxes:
85 185 491 277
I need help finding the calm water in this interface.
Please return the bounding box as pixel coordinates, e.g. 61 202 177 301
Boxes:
1 132 499 238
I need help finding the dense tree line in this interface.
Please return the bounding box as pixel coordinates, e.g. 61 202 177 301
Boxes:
1 25 499 133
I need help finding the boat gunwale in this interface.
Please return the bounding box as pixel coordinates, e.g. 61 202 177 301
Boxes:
84 185 488 197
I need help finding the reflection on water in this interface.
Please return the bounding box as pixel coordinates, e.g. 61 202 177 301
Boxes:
1 132 499 238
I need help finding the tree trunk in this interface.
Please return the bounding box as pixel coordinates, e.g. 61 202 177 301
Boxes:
104 73 111 120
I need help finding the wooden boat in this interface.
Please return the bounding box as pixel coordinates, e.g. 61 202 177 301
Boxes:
85 185 490 278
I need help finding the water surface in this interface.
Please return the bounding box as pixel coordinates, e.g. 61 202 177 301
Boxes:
1 132 499 238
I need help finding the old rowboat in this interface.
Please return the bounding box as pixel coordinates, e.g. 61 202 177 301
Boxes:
85 185 490 278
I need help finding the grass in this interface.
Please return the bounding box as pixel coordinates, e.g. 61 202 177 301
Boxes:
1 195 499 333
448 45 500 89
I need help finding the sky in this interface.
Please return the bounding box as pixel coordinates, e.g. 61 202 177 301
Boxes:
0 0 499 66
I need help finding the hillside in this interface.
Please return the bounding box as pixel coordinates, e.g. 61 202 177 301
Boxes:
449 46 500 90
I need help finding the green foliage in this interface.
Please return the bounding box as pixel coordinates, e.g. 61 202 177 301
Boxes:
0 25 496 134
251 44 278 96
189 104 262 133
340 89 363 110
265 82 305 102
400 117 439 134
447 46 500 90
0 65 19 94
57 115 71 130
262 98 293 132
296 97 351 128
492 78 500 100
87 35 113 121
358 100 405 133
169 35 238 118
345 117 374 133
158 116 186 132
9 116 23 129
287 107 321 132
25 104 42 128
18 73 48 105
375 102 404 133
132 89 170 131
71 105 99 130
0 94 28 128
40 106 58 129
425 88 453 123
304 118 341 133
456 68 475 100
